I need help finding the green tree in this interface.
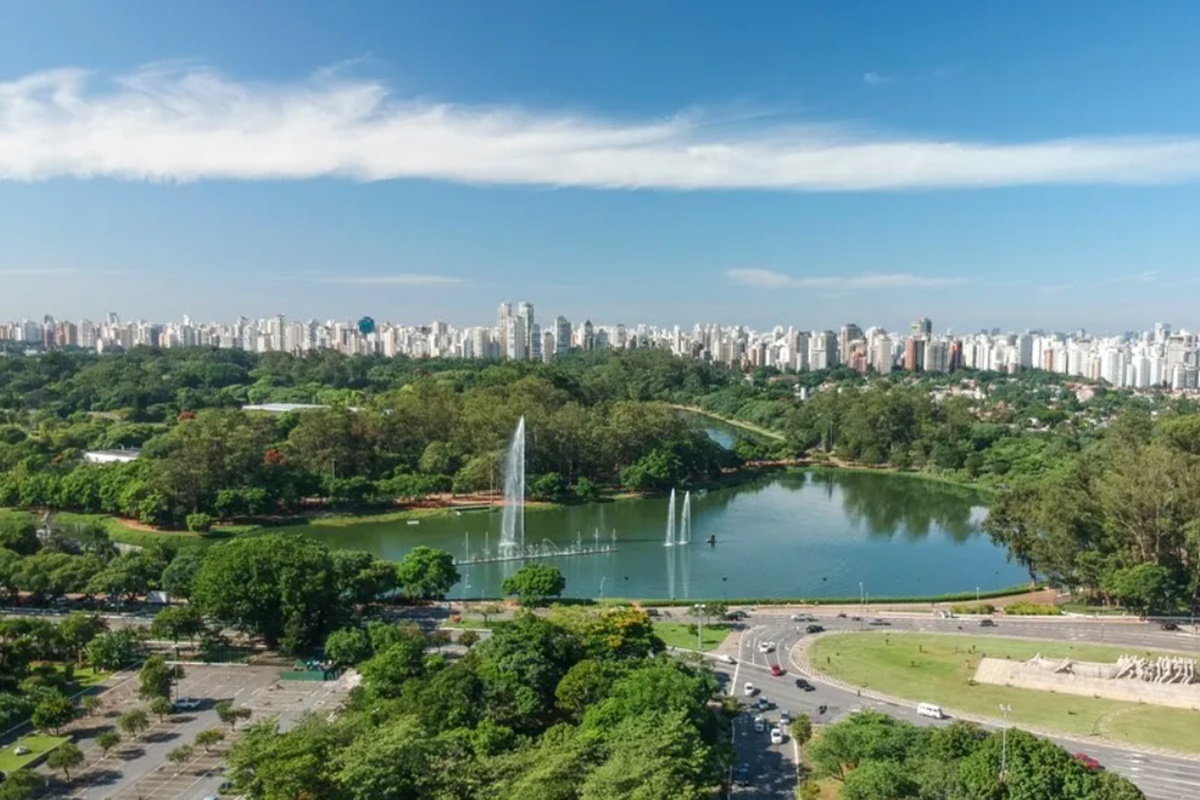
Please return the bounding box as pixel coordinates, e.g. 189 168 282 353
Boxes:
58 611 106 666
81 695 101 717
841 759 918 800
0 519 39 555
45 741 84 781
226 717 344 800
160 547 206 599
31 692 75 734
331 550 397 607
186 512 214 532
792 713 813 745
117 708 150 740
324 627 372 668
150 695 174 722
139 655 183 700
0 769 38 800
501 563 566 607
333 716 433 800
85 629 139 671
215 699 253 731
96 729 121 758
166 743 195 774
191 534 342 653
358 626 429 698
394 546 460 600
194 727 225 753
150 604 206 644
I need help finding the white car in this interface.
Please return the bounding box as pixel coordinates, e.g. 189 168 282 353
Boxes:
779 709 791 725
743 681 755 696
753 715 766 732
173 697 202 711
770 727 784 745
757 641 775 654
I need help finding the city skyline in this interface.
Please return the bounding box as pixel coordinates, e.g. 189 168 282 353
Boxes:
4 3 1200 328
6 305 1199 391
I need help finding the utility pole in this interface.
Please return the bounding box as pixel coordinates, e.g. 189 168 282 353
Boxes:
999 704 1013 782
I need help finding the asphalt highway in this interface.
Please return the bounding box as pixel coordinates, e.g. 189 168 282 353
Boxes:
706 610 1200 800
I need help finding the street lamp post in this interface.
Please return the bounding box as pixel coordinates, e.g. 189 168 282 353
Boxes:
695 604 707 650
999 704 1013 781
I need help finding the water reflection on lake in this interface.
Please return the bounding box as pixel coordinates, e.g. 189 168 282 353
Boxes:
282 470 1023 600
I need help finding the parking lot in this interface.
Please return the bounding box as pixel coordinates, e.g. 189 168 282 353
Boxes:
46 663 352 800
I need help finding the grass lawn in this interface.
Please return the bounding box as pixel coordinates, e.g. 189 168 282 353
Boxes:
654 621 731 651
0 734 69 773
441 617 498 630
70 666 111 688
810 632 1200 752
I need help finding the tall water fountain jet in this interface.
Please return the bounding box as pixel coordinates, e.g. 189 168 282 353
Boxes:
499 416 526 557
680 491 692 545
663 488 677 547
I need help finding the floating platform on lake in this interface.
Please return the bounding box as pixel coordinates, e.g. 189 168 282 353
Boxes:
456 542 619 565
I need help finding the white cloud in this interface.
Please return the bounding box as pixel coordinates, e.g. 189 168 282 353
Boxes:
313 273 467 287
5 63 1200 191
727 269 966 289
863 72 892 87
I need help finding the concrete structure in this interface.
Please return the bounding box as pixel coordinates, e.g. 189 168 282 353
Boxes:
83 448 141 464
974 653 1200 710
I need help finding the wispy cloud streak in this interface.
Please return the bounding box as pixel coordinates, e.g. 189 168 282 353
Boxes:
5 64 1200 191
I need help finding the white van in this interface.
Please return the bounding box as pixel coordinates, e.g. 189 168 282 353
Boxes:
917 703 945 720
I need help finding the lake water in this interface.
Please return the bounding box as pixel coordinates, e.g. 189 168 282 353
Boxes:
282 470 1027 600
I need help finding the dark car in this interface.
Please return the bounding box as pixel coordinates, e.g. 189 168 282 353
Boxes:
725 610 748 620
868 618 890 626
836 612 847 619
795 678 815 691
734 764 750 786
979 619 997 627
1160 622 1180 631
849 615 862 621
805 624 824 634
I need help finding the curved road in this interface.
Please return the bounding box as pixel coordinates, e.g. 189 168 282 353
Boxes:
707 611 1200 800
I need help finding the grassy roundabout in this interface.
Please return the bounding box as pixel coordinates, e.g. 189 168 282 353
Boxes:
653 621 731 651
808 632 1200 753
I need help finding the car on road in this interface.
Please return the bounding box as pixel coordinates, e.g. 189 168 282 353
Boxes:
790 613 815 622
753 715 766 733
755 696 772 711
795 678 815 691
868 618 890 626
979 619 996 627
805 624 824 634
836 612 847 618
1073 753 1102 771
770 727 784 745
770 664 784 676
780 709 791 725
174 696 202 711
733 764 750 786
743 681 756 696
1160 622 1181 631
725 610 748 620
757 641 775 653
849 615 862 621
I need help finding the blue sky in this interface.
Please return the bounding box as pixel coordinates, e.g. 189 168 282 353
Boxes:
2 1 1200 333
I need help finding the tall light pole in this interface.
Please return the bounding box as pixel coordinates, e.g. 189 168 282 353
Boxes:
695 603 707 650
999 704 1013 782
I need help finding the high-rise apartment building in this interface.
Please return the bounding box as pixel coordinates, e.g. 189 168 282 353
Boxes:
555 316 572 356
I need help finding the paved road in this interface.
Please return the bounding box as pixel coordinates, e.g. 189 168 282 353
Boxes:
711 610 1200 800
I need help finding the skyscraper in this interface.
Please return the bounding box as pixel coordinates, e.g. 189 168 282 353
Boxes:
911 318 933 339
555 316 572 356
518 302 536 359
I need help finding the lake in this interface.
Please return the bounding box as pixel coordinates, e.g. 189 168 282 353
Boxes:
282 470 1028 600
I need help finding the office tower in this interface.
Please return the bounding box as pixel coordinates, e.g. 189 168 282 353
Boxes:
517 302 535 359
555 316 572 356
542 331 555 362
839 323 863 362
911 317 932 339
497 302 514 356
529 321 542 361
505 315 526 360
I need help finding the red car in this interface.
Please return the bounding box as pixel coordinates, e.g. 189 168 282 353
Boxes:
770 664 784 677
1073 753 1102 771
